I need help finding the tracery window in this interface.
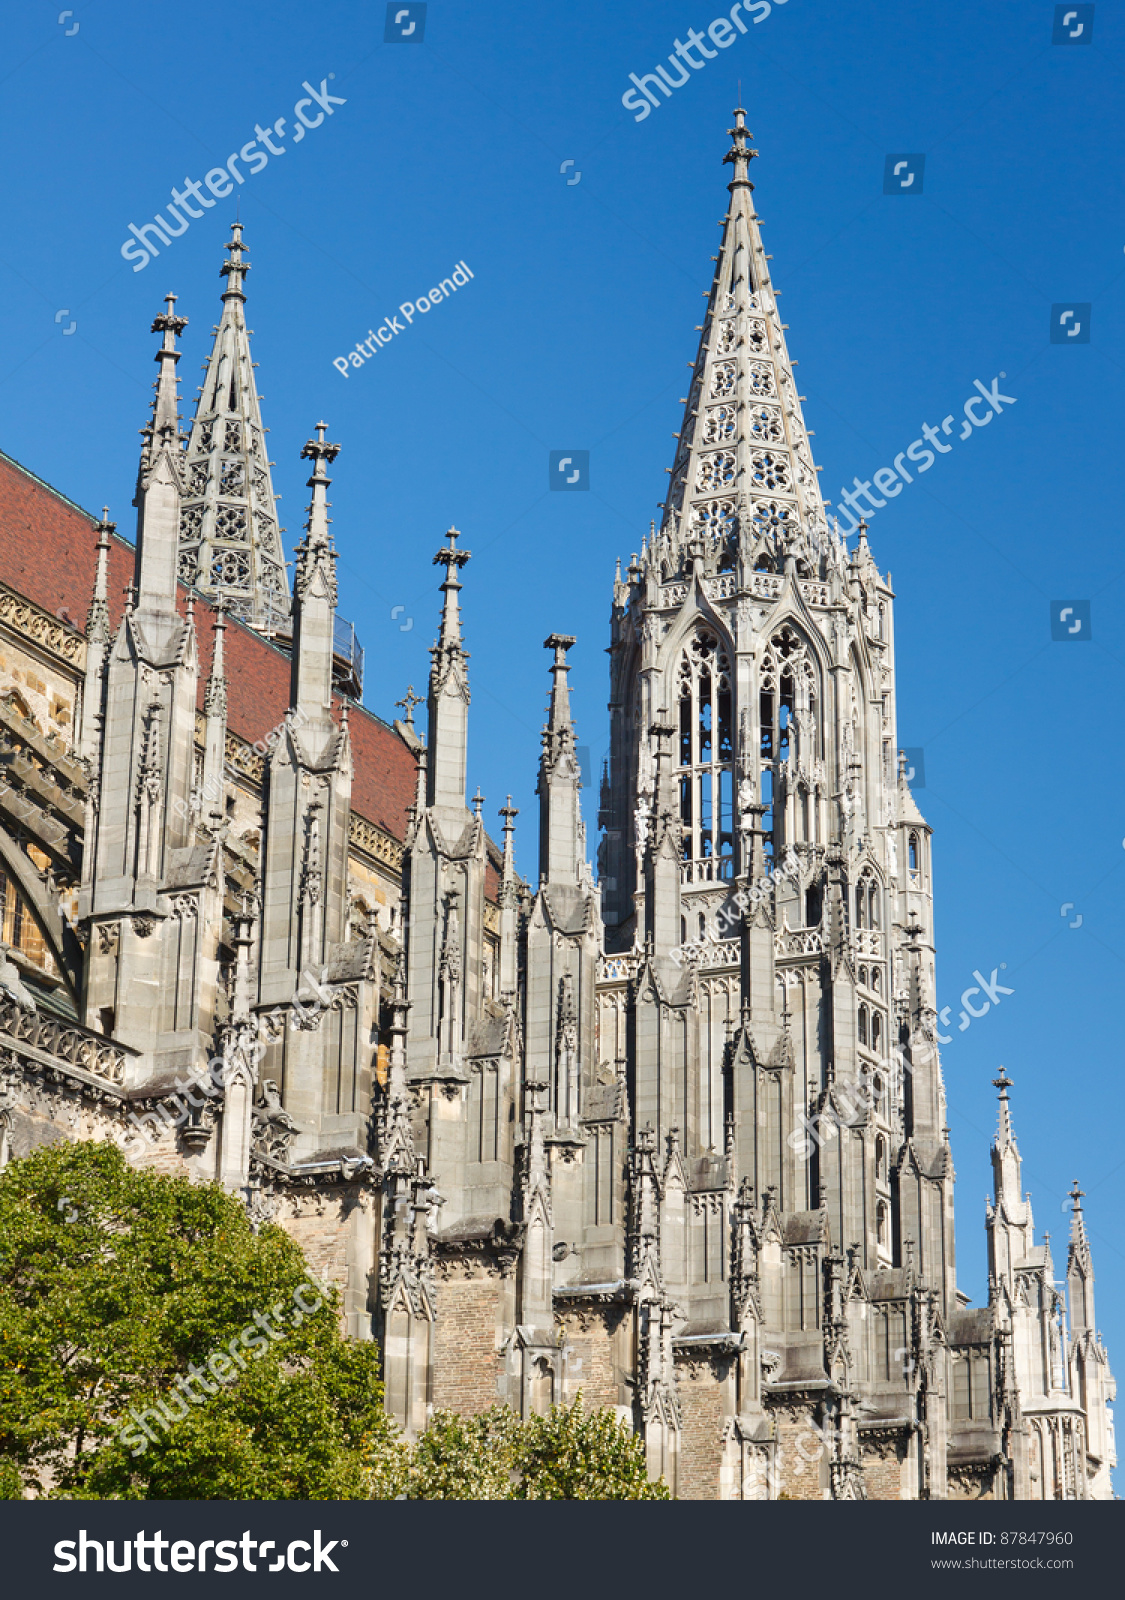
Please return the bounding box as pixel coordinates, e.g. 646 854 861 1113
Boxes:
856 872 880 929
759 626 818 862
677 631 733 877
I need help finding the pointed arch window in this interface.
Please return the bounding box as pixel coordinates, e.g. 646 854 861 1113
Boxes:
677 631 734 877
760 626 819 861
858 1004 869 1047
908 832 921 882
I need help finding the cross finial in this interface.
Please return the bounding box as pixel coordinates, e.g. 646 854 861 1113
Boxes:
300 421 340 474
434 526 471 571
471 786 484 818
993 1066 1013 1096
395 684 422 724
724 105 759 191
1069 1179 1085 1209
500 795 519 833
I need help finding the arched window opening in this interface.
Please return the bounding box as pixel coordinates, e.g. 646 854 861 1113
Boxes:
876 1135 887 1181
868 881 880 928
858 965 868 989
872 967 882 996
804 884 822 928
698 911 707 940
908 832 920 875
856 883 867 929
760 627 819 863
876 1201 888 1248
872 1013 883 1055
858 1004 868 1047
677 632 733 878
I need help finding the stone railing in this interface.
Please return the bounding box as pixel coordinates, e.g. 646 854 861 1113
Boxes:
748 572 783 601
702 574 738 602
598 953 639 984
0 992 131 1085
851 929 883 959
776 926 824 958
692 937 740 970
799 580 830 607
680 858 734 885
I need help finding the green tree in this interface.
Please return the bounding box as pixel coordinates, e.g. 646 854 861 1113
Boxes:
407 1400 669 1500
0 1140 406 1499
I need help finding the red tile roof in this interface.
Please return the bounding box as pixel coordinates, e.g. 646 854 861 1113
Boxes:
0 450 417 844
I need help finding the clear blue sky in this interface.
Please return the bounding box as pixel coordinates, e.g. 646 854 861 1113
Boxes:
2 0 1123 1364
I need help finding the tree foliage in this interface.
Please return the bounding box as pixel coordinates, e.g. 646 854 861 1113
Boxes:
0 1141 668 1501
407 1401 669 1500
0 1140 404 1499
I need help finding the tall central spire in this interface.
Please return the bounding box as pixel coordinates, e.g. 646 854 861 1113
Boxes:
658 110 838 580
177 223 289 630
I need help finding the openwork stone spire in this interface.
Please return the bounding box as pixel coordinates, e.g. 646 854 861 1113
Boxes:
659 109 836 577
178 223 288 630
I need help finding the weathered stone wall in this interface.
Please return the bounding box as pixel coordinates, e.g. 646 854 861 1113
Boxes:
768 1404 829 1500
675 1352 730 1500
431 1263 505 1415
861 1437 906 1500
555 1304 627 1411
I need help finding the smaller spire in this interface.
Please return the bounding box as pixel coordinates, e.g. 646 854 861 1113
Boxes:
1069 1179 1090 1251
993 1066 1014 1148
290 424 341 727
433 526 470 648
544 633 577 742
299 421 341 549
147 293 187 456
87 510 114 646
